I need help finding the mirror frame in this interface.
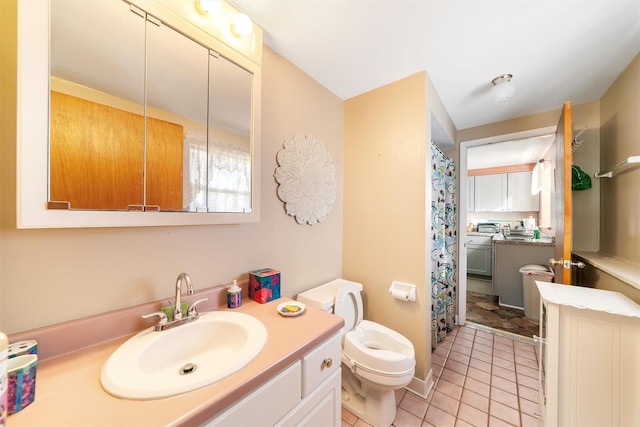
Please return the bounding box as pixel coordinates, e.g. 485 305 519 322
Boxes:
16 0 262 228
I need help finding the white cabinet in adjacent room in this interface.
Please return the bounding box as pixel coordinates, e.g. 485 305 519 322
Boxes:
507 171 539 211
537 282 640 427
467 176 475 212
472 171 539 212
474 174 507 211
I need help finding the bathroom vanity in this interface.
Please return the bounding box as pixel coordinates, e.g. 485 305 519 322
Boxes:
537 282 640 426
8 297 343 426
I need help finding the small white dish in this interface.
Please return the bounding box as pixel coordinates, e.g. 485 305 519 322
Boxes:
277 301 306 317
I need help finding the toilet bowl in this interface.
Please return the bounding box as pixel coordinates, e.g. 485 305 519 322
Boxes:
297 279 415 427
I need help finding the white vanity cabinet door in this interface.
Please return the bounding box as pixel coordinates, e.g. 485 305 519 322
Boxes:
207 361 302 426
302 333 341 397
206 332 342 426
538 282 640 427
277 369 341 427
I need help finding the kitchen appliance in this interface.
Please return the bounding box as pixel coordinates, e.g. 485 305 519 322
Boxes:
523 217 536 231
477 223 499 233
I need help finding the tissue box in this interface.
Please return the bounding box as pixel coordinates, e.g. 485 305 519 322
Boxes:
7 354 37 415
249 268 281 304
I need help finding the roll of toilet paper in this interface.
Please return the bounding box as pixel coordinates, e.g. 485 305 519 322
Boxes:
390 289 409 301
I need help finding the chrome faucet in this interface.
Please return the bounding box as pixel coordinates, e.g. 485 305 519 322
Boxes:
174 272 194 321
141 272 208 332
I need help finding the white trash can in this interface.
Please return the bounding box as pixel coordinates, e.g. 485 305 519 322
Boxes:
519 264 554 321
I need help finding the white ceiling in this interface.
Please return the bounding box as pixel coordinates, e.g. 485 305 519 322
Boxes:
232 0 640 131
467 134 555 170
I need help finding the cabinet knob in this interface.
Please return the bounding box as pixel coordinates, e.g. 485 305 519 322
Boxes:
323 358 333 368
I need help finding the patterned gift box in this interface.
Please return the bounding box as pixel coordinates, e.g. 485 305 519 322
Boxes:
248 268 281 304
7 354 37 415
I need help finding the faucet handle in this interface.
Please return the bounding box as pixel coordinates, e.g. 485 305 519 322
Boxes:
142 311 168 325
188 298 209 317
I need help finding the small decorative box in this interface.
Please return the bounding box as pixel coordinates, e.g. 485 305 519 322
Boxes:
248 268 281 304
7 354 37 415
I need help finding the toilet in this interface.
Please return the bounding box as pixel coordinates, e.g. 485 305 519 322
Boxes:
297 279 415 427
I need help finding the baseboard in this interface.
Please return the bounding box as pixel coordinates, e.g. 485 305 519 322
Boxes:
404 368 433 399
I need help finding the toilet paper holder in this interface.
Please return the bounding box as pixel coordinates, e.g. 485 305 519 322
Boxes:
388 281 416 302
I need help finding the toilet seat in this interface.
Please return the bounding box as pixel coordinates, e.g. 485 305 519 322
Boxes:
343 320 415 378
334 280 363 335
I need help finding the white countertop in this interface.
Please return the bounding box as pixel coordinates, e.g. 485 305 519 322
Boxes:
537 281 640 318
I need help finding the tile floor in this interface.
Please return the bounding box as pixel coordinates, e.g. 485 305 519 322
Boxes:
341 325 541 427
466 291 540 339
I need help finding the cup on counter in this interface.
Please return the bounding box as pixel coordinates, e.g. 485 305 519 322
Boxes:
7 354 37 415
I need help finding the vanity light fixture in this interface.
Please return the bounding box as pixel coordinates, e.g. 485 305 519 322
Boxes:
490 74 516 104
232 13 253 37
195 0 253 37
195 0 222 15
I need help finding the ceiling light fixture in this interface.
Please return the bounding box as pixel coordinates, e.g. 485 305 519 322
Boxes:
490 74 515 104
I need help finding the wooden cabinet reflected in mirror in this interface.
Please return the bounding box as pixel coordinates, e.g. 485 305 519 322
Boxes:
49 0 253 213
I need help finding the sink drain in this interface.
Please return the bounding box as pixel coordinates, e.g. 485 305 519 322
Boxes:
179 363 197 375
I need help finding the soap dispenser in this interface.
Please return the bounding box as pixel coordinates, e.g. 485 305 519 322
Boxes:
227 280 242 309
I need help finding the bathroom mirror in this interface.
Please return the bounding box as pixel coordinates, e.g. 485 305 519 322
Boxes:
49 0 253 214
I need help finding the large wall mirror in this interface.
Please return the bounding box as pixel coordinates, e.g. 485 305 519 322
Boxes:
16 0 261 227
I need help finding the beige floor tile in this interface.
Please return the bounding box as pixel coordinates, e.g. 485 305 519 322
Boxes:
488 415 515 427
457 402 489 427
342 408 357 424
425 405 457 427
464 376 491 396
491 365 517 382
431 390 461 416
393 407 423 427
492 355 515 371
436 378 464 400
517 384 539 403
461 388 490 412
491 375 518 394
470 357 492 373
490 386 519 410
471 350 493 363
515 373 538 390
474 342 493 355
446 359 470 375
441 367 466 387
490 400 521 426
449 349 472 364
467 366 492 384
515 363 538 379
400 391 429 418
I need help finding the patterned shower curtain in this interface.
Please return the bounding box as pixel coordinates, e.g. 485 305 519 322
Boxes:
431 143 457 351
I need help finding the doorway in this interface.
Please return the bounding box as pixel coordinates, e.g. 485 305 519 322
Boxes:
458 126 556 337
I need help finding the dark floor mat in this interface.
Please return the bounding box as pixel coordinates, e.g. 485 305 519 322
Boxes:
466 291 539 339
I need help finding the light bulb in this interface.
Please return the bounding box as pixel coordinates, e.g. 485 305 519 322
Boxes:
196 0 221 15
232 13 253 37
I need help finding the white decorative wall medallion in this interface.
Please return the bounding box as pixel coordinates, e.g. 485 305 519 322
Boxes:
274 133 337 225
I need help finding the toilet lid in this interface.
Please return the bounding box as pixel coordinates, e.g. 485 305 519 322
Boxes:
334 281 363 334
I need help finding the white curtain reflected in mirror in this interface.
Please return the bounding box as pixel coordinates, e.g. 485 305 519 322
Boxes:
186 134 250 212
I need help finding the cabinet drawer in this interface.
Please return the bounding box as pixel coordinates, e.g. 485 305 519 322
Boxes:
302 333 341 397
467 235 492 246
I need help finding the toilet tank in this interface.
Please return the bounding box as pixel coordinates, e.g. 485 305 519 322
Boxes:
297 278 361 313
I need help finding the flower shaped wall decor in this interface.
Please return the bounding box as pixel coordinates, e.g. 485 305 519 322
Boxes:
274 133 337 225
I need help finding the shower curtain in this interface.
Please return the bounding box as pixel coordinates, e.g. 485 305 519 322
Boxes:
431 143 457 351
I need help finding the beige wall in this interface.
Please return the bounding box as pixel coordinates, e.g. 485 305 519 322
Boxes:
344 72 430 381
599 53 640 264
0 41 344 333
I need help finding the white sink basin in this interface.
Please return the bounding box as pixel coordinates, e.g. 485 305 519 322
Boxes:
101 311 268 400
